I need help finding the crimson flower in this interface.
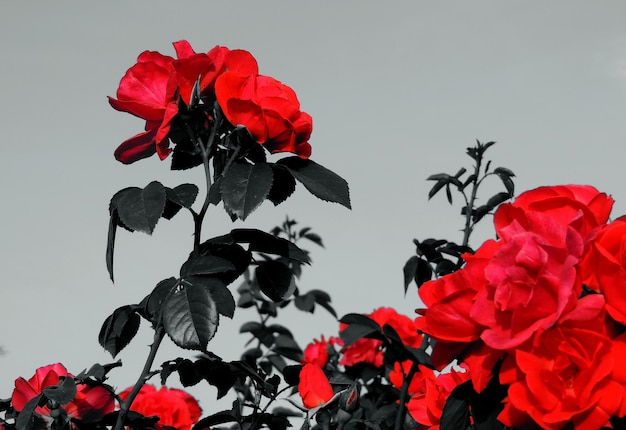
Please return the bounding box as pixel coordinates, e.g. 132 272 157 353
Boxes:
340 307 422 367
109 41 256 164
12 363 114 422
498 295 626 429
215 70 313 158
119 384 201 430
302 336 333 368
298 363 334 409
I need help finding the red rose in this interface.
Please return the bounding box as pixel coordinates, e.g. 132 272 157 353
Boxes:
494 184 613 242
215 71 312 158
298 363 334 409
416 240 499 344
389 361 469 429
110 40 257 164
471 210 583 350
109 48 178 163
580 216 626 325
302 336 333 368
339 307 421 367
119 384 201 430
12 363 114 422
498 295 625 429
406 366 469 430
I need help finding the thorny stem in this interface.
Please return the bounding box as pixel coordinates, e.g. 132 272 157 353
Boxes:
394 361 420 430
114 326 165 430
462 155 484 249
192 106 222 252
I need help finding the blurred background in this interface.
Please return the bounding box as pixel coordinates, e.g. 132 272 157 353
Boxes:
2 0 626 413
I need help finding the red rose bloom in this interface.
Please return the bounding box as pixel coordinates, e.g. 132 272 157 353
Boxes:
389 361 469 430
110 40 257 164
12 363 114 422
494 184 613 242
119 384 201 430
498 295 626 429
340 307 422 367
298 363 334 409
109 48 178 163
580 216 626 325
302 336 333 368
215 71 312 158
471 210 583 350
416 240 499 344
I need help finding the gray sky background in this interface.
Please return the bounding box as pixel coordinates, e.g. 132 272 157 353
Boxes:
2 0 626 413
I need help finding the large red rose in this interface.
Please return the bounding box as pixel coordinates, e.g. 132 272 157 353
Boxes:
471 210 583 350
298 363 334 409
110 40 257 164
498 295 626 429
215 71 312 158
119 384 201 430
580 216 626 325
12 363 114 422
494 184 613 242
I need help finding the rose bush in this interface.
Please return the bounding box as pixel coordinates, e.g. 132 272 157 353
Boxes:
414 182 626 428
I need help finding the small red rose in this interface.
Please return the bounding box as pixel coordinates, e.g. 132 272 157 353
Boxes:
12 363 114 422
119 384 201 430
302 336 333 368
298 363 334 409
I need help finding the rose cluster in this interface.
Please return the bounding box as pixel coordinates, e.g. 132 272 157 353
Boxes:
297 307 468 429
417 185 626 429
109 40 312 164
5 364 201 430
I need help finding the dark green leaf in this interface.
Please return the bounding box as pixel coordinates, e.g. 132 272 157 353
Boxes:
256 260 294 302
15 395 46 430
98 305 141 357
339 314 382 346
303 232 324 248
445 184 453 204
221 162 273 220
278 157 351 209
415 258 433 287
294 292 315 312
139 277 178 322
440 380 471 430
493 166 514 177
165 184 198 208
162 283 219 351
426 173 451 181
273 334 303 361
181 256 235 277
43 377 76 406
486 192 511 210
106 212 119 283
428 180 446 200
193 411 237 430
403 256 419 293
185 276 235 318
267 165 297 206
117 181 166 234
231 228 310 263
